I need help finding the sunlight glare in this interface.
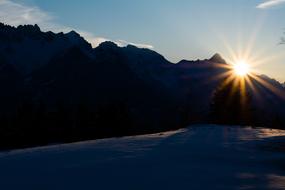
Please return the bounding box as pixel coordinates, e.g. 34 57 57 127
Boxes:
234 61 250 76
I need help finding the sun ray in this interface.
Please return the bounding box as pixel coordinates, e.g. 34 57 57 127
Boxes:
221 73 236 88
243 15 265 61
218 34 239 62
249 73 285 100
240 77 247 106
208 70 233 83
244 75 262 102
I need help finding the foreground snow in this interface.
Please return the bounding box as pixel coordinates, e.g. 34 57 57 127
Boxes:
0 125 285 190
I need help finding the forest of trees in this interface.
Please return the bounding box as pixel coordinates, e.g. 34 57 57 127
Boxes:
0 98 194 150
1 78 285 150
210 79 253 125
209 77 285 129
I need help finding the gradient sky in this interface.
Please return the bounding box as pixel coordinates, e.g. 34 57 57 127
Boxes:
1 0 285 81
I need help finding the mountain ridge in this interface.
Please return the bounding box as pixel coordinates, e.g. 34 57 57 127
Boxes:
0 23 285 150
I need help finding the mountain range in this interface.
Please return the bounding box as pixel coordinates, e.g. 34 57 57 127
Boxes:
0 23 285 149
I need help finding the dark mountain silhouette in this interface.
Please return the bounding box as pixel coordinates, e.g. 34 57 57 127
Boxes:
209 53 227 64
0 23 285 150
0 23 92 74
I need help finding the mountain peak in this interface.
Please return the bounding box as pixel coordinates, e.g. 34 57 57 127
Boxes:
126 44 139 49
65 30 92 50
66 30 80 38
209 53 226 64
97 41 119 49
17 24 41 33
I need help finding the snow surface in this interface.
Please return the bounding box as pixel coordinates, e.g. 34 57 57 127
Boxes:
0 125 285 190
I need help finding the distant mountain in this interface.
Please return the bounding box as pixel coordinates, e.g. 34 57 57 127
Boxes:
0 23 92 74
0 23 285 150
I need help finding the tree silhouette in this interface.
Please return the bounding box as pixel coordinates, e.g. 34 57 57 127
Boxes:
210 79 253 125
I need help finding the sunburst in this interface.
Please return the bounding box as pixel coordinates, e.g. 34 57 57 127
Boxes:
233 61 250 77
210 51 285 105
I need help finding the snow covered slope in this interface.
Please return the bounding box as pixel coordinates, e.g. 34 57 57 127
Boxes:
0 125 285 190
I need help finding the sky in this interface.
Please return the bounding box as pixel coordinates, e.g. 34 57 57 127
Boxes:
0 0 285 81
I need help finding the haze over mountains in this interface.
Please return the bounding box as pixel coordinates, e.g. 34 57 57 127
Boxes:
0 23 285 149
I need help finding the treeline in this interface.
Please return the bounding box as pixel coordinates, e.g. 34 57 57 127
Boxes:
209 78 285 129
1 77 285 150
0 99 195 150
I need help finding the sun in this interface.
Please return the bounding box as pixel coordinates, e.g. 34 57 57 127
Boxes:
233 61 250 76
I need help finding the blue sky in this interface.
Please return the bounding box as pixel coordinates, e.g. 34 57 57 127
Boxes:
1 0 285 81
